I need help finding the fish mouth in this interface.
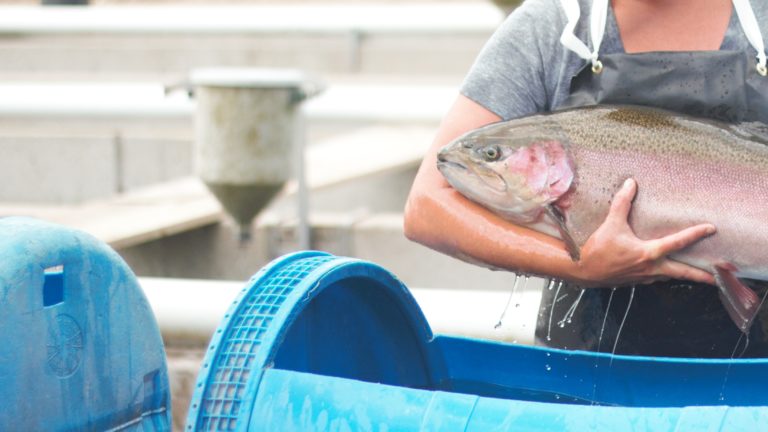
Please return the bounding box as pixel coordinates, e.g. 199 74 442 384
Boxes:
436 160 467 172
436 151 468 173
437 155 507 194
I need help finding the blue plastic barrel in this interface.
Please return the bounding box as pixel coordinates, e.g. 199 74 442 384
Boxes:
186 251 768 431
0 217 170 431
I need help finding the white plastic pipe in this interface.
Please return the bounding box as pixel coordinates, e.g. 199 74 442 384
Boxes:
139 277 543 348
0 82 455 122
0 5 502 35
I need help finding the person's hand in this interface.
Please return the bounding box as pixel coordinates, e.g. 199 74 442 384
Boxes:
575 178 716 287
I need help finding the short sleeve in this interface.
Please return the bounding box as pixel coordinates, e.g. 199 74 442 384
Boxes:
460 0 568 120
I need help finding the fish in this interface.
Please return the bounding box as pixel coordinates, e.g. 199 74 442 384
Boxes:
436 105 768 334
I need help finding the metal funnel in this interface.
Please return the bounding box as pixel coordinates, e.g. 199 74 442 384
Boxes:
190 68 322 242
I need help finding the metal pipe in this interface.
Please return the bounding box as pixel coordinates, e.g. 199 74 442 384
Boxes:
294 107 310 250
0 5 502 35
139 277 542 348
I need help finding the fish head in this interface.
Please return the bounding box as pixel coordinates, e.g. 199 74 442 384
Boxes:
437 120 575 224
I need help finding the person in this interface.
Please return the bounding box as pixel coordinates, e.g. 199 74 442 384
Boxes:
404 0 768 357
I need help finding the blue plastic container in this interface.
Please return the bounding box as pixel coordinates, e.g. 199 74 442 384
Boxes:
186 251 768 431
0 217 170 431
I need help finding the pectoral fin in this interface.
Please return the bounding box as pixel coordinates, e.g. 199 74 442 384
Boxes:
545 204 580 261
713 264 760 334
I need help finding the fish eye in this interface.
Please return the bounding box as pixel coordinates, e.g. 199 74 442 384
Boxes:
481 145 500 161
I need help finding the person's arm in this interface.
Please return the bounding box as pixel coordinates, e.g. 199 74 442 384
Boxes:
403 94 717 287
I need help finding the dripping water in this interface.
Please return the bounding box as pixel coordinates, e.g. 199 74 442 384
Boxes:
557 288 585 328
596 288 617 353
609 286 635 367
546 278 557 292
590 287 616 406
546 280 564 341
495 273 527 329
732 333 750 359
717 333 748 402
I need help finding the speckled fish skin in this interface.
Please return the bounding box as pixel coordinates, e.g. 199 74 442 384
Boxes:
555 106 768 277
437 105 768 332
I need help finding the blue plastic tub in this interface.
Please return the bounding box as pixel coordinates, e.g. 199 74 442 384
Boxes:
186 251 768 431
0 217 170 431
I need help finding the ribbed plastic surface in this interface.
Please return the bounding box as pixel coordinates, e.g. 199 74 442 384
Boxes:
187 252 336 431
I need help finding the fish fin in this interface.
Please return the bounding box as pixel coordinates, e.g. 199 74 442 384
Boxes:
545 204 580 261
730 122 768 145
713 264 760 334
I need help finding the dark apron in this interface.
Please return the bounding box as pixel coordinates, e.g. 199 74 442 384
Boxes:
535 49 768 358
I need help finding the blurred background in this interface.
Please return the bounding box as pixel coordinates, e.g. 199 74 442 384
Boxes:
0 0 541 429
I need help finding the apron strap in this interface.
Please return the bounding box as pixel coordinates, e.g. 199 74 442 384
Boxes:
732 0 768 75
559 0 608 73
559 0 767 76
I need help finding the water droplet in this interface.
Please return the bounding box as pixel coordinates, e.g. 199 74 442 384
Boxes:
545 365 552 371
546 336 551 341
555 394 561 400
495 273 521 329
546 352 551 357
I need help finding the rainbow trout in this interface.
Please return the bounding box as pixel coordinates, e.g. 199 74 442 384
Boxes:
437 105 768 333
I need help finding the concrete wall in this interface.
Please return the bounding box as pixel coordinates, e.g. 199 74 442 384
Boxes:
0 118 192 203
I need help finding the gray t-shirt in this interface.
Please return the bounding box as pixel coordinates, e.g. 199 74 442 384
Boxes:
461 0 768 120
